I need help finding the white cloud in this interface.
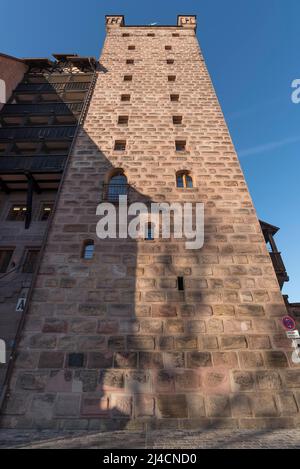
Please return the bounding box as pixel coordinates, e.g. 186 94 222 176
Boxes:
238 135 300 157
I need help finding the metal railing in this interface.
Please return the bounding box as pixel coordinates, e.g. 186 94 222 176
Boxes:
15 82 91 93
0 126 76 141
0 155 66 173
102 184 130 203
1 102 83 116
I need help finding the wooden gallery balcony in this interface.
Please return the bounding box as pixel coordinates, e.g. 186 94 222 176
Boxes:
0 125 76 141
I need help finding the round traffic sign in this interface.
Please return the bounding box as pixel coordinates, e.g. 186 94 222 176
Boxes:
282 315 296 331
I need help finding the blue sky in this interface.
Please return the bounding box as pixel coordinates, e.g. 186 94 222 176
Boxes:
1 0 299 301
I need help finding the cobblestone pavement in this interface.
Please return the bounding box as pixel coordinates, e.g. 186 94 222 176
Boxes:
1 429 300 449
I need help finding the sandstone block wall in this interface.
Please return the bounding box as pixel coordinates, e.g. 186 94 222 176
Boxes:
0 54 27 109
1 16 298 431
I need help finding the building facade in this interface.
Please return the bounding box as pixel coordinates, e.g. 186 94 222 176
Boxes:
0 53 96 401
0 15 299 431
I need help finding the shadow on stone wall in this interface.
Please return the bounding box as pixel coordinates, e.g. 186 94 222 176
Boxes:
0 71 295 435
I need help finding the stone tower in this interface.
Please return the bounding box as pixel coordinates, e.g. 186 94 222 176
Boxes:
1 15 298 431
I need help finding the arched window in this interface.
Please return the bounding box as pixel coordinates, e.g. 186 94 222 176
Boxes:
82 240 95 260
176 171 193 188
107 170 128 202
145 222 155 241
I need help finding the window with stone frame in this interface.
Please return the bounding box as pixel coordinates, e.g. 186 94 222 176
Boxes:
176 171 193 188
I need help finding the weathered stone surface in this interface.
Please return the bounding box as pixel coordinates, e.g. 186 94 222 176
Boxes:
127 336 155 350
73 370 98 392
2 394 30 416
42 319 68 334
239 351 264 369
232 371 255 392
100 370 124 390
29 334 56 349
212 352 238 368
174 336 197 350
54 394 81 417
114 352 137 368
206 396 231 417
230 394 252 417
139 352 163 369
264 351 289 368
248 335 271 350
221 336 247 350
81 397 109 417
16 372 48 391
39 352 65 369
251 394 278 417
187 352 212 368
87 352 113 369
31 394 55 420
255 371 282 390
2 16 291 431
136 396 155 417
187 394 206 418
157 395 188 418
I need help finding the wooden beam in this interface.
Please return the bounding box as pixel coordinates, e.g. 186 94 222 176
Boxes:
25 171 42 194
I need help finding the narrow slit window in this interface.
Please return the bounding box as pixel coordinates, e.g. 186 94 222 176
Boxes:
170 94 179 102
173 116 182 125
178 277 184 291
122 33 130 37
118 115 129 125
147 33 155 37
175 140 186 152
82 241 95 260
172 33 180 37
145 223 155 241
114 140 126 151
121 94 130 102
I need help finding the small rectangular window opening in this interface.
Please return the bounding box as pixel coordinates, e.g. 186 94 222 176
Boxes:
121 94 130 102
178 277 184 291
170 94 179 102
114 140 126 151
118 115 129 125
173 116 182 125
175 140 186 152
